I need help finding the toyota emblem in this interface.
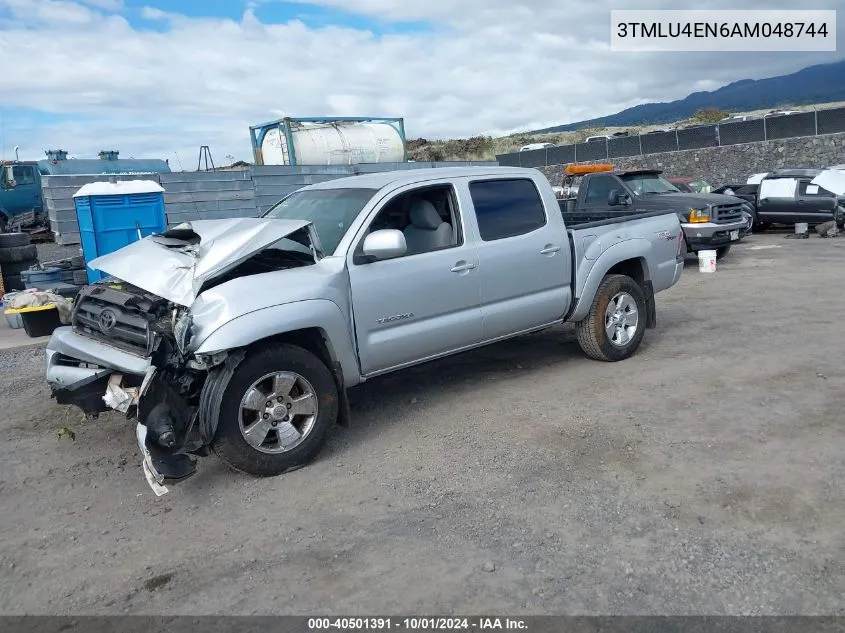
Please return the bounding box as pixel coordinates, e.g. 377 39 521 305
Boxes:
98 309 117 333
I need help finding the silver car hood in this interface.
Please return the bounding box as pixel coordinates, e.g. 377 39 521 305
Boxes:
89 218 321 307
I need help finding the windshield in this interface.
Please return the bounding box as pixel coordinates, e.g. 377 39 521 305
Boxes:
264 187 378 255
620 174 680 195
689 179 712 193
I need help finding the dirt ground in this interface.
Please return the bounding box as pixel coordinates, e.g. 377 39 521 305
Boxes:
1 232 844 615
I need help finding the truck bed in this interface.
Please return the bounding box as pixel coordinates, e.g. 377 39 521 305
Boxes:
564 205 684 311
558 199 677 229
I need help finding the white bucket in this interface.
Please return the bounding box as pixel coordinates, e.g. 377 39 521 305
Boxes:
698 249 717 273
795 222 808 234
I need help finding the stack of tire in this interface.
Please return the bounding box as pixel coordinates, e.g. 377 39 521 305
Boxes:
0 233 38 293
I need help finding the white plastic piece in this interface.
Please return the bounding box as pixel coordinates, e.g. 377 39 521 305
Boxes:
102 373 139 413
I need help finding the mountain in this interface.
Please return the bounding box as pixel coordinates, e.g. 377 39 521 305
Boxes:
532 59 845 133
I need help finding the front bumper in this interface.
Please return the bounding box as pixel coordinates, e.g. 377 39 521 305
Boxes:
46 326 152 391
682 220 748 251
46 326 198 494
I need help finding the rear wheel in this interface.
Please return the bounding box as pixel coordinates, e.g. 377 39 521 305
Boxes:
210 343 339 476
575 274 647 362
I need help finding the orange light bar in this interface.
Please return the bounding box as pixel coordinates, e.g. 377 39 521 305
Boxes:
564 163 614 175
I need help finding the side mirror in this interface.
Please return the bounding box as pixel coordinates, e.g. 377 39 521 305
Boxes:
362 229 407 260
608 189 630 206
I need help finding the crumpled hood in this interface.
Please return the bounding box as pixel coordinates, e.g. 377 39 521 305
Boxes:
89 218 320 307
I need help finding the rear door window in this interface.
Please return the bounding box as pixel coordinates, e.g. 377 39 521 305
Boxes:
797 181 833 198
468 178 547 241
583 175 618 205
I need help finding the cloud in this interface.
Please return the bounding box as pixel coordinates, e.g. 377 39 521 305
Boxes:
0 0 842 164
78 0 123 11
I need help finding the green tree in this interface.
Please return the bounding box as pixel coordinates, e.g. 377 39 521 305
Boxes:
693 107 730 123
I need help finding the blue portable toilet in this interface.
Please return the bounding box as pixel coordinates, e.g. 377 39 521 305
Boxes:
73 180 167 283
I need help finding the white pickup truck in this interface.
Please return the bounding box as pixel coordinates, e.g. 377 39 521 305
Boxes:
45 166 685 492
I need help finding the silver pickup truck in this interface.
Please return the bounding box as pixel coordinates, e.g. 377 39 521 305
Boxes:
45 166 685 493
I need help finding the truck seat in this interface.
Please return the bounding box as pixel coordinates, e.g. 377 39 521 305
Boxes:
403 199 452 254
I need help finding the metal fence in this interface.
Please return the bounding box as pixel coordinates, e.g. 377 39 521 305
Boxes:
41 161 497 245
496 105 845 167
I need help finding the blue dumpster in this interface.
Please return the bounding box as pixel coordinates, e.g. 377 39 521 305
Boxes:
73 180 167 283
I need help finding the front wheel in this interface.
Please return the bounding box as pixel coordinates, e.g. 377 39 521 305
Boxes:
716 245 731 259
210 343 339 476
575 274 647 362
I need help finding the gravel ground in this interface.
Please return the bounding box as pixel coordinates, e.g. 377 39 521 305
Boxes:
35 241 82 264
1 232 844 615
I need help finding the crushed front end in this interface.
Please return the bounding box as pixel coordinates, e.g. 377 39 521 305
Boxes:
46 280 211 495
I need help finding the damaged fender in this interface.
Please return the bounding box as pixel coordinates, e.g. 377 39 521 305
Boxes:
198 349 246 445
191 299 361 388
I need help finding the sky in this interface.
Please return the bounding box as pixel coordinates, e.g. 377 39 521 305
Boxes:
0 0 843 166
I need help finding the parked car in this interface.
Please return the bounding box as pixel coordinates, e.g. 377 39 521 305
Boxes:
763 110 801 118
585 135 614 142
753 168 845 229
558 165 749 259
44 166 685 493
519 142 555 152
719 114 759 123
667 177 714 194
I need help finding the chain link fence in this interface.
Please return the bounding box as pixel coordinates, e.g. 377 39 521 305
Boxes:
496 105 845 167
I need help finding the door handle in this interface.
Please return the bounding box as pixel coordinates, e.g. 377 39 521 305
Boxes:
540 244 562 255
451 261 477 273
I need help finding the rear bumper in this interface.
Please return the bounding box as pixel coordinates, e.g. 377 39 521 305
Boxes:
682 221 747 250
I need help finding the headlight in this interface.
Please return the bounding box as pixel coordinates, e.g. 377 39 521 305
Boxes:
688 207 710 223
173 312 193 354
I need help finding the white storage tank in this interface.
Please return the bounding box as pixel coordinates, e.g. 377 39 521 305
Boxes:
251 117 407 166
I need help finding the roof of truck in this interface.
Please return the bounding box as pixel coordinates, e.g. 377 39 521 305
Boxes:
302 166 533 190
765 167 822 179
569 168 662 178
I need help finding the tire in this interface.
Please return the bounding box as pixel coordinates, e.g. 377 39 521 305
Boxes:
0 244 37 264
210 343 339 477
716 245 731 259
575 274 647 362
0 258 38 276
754 222 771 232
0 232 31 248
2 274 24 290
72 270 89 285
